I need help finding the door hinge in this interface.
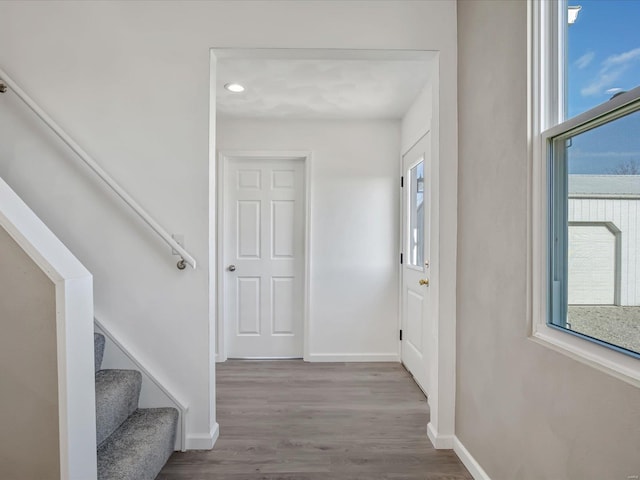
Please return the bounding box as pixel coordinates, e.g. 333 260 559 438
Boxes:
401 176 404 188
399 329 403 341
400 252 403 265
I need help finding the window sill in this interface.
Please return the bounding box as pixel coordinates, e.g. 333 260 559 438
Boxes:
530 323 640 388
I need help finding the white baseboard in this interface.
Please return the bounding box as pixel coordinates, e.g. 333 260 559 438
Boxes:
453 436 492 480
306 353 400 362
185 423 219 450
427 422 454 449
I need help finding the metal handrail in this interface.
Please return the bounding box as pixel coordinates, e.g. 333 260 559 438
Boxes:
0 68 196 269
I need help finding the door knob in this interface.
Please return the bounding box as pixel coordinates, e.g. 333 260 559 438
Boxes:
419 278 429 286
228 265 236 272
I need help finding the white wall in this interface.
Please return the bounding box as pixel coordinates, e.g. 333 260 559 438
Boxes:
457 1 640 478
217 118 400 360
401 82 433 155
0 0 458 446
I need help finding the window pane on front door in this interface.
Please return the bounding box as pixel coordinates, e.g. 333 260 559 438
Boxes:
409 160 424 267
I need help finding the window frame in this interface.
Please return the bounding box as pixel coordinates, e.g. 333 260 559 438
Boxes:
528 0 640 387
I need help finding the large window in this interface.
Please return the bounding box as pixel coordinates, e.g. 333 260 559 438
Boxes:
532 0 640 379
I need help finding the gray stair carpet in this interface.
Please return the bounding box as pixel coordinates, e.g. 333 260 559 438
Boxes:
94 333 178 480
95 369 142 446
97 408 178 480
94 333 105 372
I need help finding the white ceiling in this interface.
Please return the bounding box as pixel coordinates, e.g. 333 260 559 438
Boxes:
215 51 435 120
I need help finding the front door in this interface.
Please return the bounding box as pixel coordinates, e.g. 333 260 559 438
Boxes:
223 156 305 358
401 133 431 394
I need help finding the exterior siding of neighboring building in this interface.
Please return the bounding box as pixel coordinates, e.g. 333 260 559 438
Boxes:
569 175 640 306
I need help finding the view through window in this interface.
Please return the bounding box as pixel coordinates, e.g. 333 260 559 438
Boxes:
567 1 640 119
551 1 640 356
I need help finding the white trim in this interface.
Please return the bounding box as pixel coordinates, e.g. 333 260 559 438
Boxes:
217 150 312 361
528 0 545 343
0 67 196 269
453 437 492 480
543 86 640 139
208 49 219 444
396 150 404 361
214 142 226 363
528 1 640 387
426 422 454 450
531 326 640 387
227 356 303 360
303 154 313 362
94 317 190 451
422 54 457 447
185 422 220 450
307 353 400 362
0 176 97 480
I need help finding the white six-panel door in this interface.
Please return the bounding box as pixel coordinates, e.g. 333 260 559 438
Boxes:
401 133 431 394
223 157 305 358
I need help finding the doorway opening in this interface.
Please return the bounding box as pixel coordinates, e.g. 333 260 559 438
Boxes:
209 49 449 443
211 48 437 363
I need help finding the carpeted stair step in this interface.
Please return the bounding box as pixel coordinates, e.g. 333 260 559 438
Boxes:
95 369 142 446
94 333 106 372
97 407 178 480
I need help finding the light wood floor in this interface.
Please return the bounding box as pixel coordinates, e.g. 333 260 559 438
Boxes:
158 361 472 480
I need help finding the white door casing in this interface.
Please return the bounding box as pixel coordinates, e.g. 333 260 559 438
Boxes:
401 133 432 395
220 154 307 358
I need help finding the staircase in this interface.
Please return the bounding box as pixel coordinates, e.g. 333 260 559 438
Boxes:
94 333 178 480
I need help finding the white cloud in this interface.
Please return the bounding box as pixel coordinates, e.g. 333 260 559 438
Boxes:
603 47 640 68
581 46 640 96
581 71 624 96
575 51 595 69
605 87 623 94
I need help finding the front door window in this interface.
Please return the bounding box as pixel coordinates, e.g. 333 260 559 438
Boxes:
409 160 425 267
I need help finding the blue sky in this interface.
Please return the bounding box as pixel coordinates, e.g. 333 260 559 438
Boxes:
568 0 640 117
568 0 640 174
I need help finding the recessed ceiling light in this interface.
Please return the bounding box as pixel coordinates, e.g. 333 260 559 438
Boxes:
224 83 245 93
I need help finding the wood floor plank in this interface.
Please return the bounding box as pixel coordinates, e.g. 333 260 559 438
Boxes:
158 361 472 480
